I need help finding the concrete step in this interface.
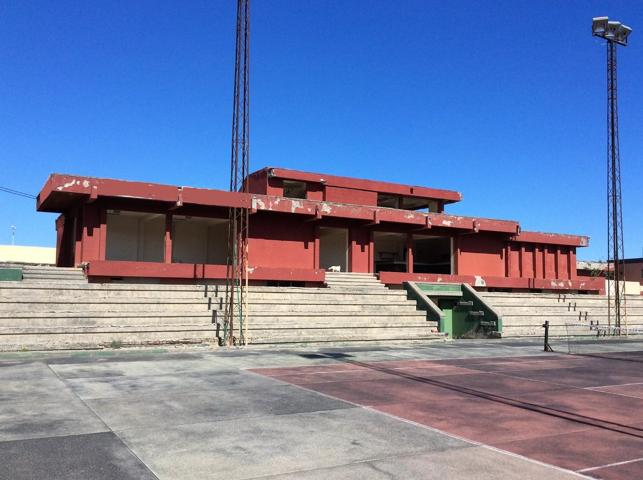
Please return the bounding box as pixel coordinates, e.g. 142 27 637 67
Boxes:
0 330 218 351
247 328 443 345
0 282 411 296
0 286 409 299
0 289 406 303
326 275 379 283
492 305 643 314
0 304 423 315
0 267 435 350
326 283 387 289
0 317 435 329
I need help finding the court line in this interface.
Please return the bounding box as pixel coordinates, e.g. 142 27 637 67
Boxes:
578 455 643 472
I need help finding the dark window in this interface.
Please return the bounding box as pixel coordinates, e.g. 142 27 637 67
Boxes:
377 193 399 208
283 180 307 199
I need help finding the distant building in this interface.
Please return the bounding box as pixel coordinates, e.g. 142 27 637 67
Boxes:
36 167 603 292
577 258 643 295
622 258 643 287
0 245 55 265
576 260 608 278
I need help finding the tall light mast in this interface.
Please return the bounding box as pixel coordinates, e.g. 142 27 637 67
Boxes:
591 17 631 331
223 0 250 346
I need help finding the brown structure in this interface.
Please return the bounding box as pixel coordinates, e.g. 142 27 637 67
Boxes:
37 167 603 293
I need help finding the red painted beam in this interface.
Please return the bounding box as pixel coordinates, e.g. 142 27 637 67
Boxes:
85 260 325 283
39 174 578 241
512 231 589 248
181 187 250 208
378 271 604 293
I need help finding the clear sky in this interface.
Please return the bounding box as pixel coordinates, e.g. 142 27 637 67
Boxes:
1 0 641 260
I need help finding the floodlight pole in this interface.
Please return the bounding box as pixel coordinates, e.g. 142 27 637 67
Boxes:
223 0 250 347
606 40 624 331
592 17 630 332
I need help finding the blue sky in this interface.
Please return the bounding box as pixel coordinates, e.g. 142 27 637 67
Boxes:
1 0 641 260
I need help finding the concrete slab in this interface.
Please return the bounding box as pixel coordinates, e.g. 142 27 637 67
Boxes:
49 358 222 379
260 446 586 479
0 397 108 442
117 408 470 480
65 369 280 400
87 383 353 431
0 432 156 480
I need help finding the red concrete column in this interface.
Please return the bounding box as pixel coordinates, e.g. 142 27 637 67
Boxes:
533 245 542 279
519 245 525 278
348 227 371 273
313 225 320 270
452 236 460 275
555 247 560 279
98 208 107 261
406 233 414 273
569 249 577 280
77 204 102 263
74 208 83 266
368 230 374 274
164 213 173 264
55 215 64 267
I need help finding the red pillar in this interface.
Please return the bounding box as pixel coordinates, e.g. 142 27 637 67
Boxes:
98 208 107 261
313 225 320 270
452 236 459 275
368 230 374 274
164 213 173 264
569 249 577 280
406 232 414 273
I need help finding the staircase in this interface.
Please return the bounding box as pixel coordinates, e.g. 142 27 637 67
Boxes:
0 266 443 351
245 271 441 345
479 291 643 338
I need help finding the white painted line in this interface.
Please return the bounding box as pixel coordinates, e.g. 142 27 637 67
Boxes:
578 455 643 472
590 381 643 388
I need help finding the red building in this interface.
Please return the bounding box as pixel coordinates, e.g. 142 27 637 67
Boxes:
37 167 603 293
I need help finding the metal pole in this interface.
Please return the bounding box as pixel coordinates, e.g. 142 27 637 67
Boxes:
542 321 553 352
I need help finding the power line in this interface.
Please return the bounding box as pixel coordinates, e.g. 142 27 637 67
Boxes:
0 186 36 199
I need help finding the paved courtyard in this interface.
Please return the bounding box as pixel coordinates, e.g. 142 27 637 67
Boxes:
1 339 638 479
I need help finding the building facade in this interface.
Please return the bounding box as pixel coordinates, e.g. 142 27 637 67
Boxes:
37 167 603 292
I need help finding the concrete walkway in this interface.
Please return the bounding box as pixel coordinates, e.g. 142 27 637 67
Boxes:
0 340 588 479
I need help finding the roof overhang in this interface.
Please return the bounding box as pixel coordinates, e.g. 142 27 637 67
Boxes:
38 174 519 235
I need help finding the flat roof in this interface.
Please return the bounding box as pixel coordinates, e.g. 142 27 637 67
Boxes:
36 173 589 247
251 167 463 204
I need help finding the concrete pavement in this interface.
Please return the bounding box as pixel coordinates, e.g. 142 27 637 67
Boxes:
0 340 587 479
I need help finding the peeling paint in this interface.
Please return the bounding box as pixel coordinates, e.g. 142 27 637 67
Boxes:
441 220 453 226
290 200 303 213
56 179 79 191
474 276 486 287
82 180 90 188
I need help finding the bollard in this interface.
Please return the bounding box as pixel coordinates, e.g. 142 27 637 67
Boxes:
542 320 553 352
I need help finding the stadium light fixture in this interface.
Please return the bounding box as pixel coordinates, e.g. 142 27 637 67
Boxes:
593 16 632 46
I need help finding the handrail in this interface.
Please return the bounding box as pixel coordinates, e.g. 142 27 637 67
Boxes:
403 281 445 330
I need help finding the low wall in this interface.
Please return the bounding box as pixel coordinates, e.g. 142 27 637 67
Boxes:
378 271 604 293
